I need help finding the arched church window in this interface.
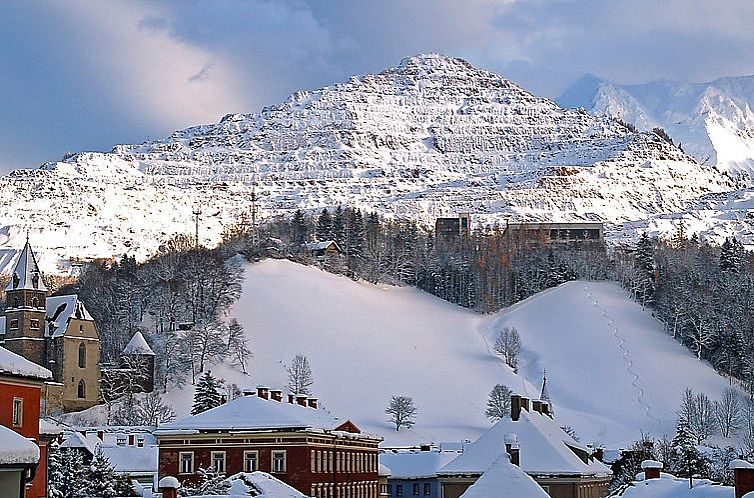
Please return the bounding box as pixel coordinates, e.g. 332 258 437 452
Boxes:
31 297 38 308
77 379 86 399
78 343 86 368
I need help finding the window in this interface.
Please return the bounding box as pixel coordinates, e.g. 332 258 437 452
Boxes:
211 451 226 474
317 450 323 473
179 452 194 474
387 485 392 497
272 451 286 473
12 398 23 427
9 319 18 329
137 437 144 448
77 379 86 399
423 484 430 496
116 436 126 446
31 298 38 308
29 319 39 330
78 343 86 368
244 451 258 472
311 450 316 472
396 485 403 497
413 484 419 496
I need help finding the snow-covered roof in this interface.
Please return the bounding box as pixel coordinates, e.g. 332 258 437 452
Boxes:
303 240 341 252
122 331 155 356
439 408 610 477
60 431 98 454
0 345 52 380
156 394 371 437
5 241 47 292
46 295 94 338
101 444 158 474
224 472 310 498
613 475 732 498
641 460 663 469
459 455 549 498
0 425 40 464
381 450 461 479
39 418 63 436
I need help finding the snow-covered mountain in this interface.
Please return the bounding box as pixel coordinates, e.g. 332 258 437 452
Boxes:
143 259 733 448
0 54 744 273
559 73 754 183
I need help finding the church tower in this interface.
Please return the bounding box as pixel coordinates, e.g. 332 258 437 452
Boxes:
4 241 49 366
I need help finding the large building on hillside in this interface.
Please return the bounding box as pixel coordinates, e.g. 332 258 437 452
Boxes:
438 395 611 498
0 345 52 498
0 242 100 412
154 387 383 498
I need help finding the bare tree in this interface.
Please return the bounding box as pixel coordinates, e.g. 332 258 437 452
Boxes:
494 327 521 371
226 319 252 375
286 354 314 395
386 395 417 431
485 384 512 421
184 320 228 382
678 387 717 443
715 388 744 438
134 391 176 426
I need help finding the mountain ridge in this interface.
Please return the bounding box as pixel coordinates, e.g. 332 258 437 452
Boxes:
0 53 744 274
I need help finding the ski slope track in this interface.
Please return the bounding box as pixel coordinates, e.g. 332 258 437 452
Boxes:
157 260 733 448
0 54 748 275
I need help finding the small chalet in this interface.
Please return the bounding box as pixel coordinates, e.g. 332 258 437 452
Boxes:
0 345 52 498
438 395 611 498
1 242 101 412
303 241 343 259
154 386 382 498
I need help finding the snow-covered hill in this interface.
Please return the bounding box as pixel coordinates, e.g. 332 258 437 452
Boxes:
559 74 754 184
0 54 743 274
159 259 733 448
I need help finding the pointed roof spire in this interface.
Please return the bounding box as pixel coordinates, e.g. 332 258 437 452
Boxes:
5 240 47 292
540 369 551 404
122 331 155 356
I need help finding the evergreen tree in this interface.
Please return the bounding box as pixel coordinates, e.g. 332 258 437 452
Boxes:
84 448 119 498
191 370 224 415
54 448 87 498
332 205 346 244
669 421 709 482
485 384 512 421
316 208 333 241
47 442 65 498
291 209 310 245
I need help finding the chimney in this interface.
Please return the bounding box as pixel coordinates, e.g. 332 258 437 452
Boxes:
287 393 295 404
641 460 663 480
532 400 542 414
296 394 308 407
256 386 269 400
511 394 522 421
128 434 135 446
540 401 551 417
97 431 104 441
270 389 283 402
594 447 604 462
520 397 530 412
307 397 318 409
504 434 520 467
158 476 181 498
243 389 255 396
420 445 431 452
730 460 754 498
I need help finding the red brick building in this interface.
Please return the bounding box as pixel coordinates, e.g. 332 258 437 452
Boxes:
155 387 382 498
0 345 53 498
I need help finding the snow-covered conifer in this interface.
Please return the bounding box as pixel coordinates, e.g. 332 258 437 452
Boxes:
191 370 224 415
485 384 512 421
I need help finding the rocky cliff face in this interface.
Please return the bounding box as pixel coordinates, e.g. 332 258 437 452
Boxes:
0 54 740 272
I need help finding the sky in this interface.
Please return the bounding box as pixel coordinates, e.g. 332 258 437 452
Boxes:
2 0 754 174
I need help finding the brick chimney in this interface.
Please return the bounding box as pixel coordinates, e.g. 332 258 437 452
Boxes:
532 400 542 414
307 397 318 409
540 401 551 417
296 394 308 406
270 389 283 402
594 447 604 462
96 430 104 441
287 393 295 404
256 386 269 400
641 460 663 480
730 460 754 498
520 396 530 412
159 476 181 498
504 434 520 466
511 394 522 421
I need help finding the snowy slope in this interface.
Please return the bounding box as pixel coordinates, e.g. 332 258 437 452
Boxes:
161 260 732 448
559 74 754 183
0 54 740 275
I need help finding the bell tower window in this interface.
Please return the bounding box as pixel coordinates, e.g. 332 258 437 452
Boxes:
78 343 86 368
77 379 86 399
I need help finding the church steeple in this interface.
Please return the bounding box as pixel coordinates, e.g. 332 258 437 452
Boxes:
6 239 47 293
540 369 552 412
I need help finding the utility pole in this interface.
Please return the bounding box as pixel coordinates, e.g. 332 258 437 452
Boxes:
192 206 201 249
250 184 259 247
